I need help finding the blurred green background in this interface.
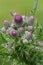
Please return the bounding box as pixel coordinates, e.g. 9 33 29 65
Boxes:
0 0 43 27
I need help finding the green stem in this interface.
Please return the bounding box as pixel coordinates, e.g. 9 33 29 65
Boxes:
31 0 38 15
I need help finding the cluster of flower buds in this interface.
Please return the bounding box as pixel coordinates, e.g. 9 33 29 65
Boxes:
0 12 38 58
1 12 35 44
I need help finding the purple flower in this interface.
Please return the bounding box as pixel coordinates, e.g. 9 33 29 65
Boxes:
12 30 17 36
13 14 22 23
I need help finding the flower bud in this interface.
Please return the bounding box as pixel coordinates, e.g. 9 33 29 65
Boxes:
28 26 34 31
29 16 34 22
18 27 24 36
23 39 28 44
27 32 32 37
28 16 35 26
19 27 24 31
14 15 22 23
3 20 8 24
11 30 17 36
3 20 10 29
1 27 6 32
13 12 18 17
24 31 32 39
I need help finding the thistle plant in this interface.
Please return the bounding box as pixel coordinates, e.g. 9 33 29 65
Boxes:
0 0 43 65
